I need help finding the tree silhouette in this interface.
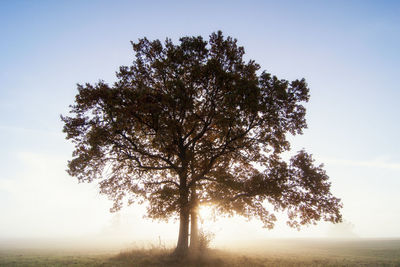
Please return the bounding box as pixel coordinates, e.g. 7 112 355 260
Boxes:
61 31 342 255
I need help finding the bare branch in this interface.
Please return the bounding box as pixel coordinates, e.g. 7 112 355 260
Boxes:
145 180 180 188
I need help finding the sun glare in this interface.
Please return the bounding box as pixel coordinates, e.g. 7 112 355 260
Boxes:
198 204 216 226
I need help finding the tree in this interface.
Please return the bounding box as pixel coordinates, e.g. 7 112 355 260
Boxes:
61 31 342 256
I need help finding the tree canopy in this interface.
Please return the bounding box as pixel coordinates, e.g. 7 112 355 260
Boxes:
61 31 342 255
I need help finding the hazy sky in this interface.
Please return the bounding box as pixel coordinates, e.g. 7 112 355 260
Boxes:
1 0 400 245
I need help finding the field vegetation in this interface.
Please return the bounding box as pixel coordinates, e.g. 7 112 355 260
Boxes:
1 239 400 266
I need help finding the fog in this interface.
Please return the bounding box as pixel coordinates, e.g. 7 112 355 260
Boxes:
1 1 400 253
1 146 399 255
0 151 390 260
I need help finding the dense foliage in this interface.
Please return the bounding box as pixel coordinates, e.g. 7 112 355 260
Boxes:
62 31 342 254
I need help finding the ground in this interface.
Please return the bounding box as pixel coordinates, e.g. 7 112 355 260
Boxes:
1 239 400 266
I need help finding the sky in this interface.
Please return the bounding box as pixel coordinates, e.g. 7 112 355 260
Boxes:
0 0 399 247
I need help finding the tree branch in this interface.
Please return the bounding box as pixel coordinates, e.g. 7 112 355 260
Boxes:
145 180 179 188
119 131 178 170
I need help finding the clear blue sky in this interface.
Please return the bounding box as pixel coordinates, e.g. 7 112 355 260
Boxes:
1 0 399 241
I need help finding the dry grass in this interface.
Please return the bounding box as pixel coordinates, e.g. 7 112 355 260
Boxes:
108 246 400 267
110 247 266 267
1 239 400 266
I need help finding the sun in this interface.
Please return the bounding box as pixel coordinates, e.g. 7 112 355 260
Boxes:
198 204 217 226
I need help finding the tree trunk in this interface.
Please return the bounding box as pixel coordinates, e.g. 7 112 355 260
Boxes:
174 178 190 256
189 189 200 253
174 206 190 255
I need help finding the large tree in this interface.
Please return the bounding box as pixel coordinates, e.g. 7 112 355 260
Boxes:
62 31 342 255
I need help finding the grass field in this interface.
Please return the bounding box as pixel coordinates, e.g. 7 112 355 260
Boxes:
1 239 400 266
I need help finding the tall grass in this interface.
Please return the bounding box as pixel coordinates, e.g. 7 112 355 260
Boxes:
111 246 266 267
